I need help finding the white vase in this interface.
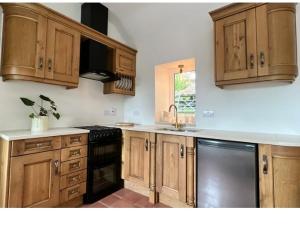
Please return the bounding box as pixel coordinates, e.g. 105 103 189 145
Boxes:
31 116 49 132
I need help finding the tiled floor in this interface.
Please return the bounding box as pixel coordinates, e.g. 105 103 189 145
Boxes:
82 188 170 208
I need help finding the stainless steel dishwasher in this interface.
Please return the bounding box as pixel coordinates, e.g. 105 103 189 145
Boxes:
197 138 259 208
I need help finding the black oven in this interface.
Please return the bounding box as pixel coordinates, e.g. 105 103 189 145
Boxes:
78 126 123 203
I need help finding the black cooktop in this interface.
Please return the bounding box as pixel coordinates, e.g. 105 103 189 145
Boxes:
77 125 122 142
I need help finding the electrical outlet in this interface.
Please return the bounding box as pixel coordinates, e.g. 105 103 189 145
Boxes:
203 110 215 118
111 107 117 116
104 107 117 116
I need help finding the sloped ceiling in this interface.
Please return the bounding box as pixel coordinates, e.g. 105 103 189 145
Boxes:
104 3 227 49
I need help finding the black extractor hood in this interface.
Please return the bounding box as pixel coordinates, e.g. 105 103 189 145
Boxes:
80 3 119 83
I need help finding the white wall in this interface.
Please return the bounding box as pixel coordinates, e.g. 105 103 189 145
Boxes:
0 3 129 131
104 3 300 135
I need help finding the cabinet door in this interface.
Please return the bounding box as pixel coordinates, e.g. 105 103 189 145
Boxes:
115 48 136 76
1 6 47 78
215 8 257 81
256 4 297 77
45 20 80 84
124 131 150 187
259 145 300 208
8 150 60 208
156 134 186 204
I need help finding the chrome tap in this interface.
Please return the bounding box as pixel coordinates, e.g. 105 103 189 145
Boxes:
169 104 179 129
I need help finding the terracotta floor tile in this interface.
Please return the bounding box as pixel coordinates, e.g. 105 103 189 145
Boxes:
154 203 170 208
99 194 121 207
114 188 136 198
110 199 136 208
134 197 155 208
83 202 107 208
80 189 171 208
120 191 144 204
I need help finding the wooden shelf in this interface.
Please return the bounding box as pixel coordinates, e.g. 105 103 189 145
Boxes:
104 73 135 96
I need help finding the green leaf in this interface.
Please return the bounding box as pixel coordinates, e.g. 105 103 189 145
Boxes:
39 95 51 102
20 97 35 106
29 113 35 119
51 106 57 111
52 112 60 120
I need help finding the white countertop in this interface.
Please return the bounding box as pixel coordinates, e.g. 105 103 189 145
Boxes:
2 125 300 147
108 124 300 147
0 127 89 141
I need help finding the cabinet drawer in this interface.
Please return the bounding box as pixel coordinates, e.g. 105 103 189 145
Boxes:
61 157 87 175
60 182 86 204
60 170 87 190
61 145 87 162
11 136 61 156
62 134 88 148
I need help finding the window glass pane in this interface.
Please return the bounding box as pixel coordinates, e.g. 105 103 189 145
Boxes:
174 71 196 113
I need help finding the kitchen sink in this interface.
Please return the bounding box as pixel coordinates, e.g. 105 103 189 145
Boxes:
156 127 201 133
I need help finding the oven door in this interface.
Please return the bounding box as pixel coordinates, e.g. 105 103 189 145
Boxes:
84 138 123 203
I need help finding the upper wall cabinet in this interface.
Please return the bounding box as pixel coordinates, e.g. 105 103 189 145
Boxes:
210 3 298 87
0 3 137 91
45 20 80 84
1 6 47 79
1 5 80 88
115 48 136 76
103 48 136 96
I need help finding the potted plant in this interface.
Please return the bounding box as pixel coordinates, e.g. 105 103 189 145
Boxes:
20 95 60 132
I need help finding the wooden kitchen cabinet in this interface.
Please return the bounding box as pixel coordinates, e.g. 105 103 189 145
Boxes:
103 48 136 96
1 4 81 88
8 150 60 208
1 6 47 79
156 134 195 207
45 20 80 84
0 133 88 208
210 3 298 87
259 144 300 208
115 48 136 76
124 131 150 193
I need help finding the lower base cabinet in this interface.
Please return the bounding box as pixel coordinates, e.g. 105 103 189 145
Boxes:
156 134 195 207
259 144 300 208
0 133 88 208
124 131 150 189
8 150 61 208
123 131 196 208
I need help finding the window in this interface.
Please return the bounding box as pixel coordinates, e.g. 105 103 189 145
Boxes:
155 58 196 125
174 71 196 113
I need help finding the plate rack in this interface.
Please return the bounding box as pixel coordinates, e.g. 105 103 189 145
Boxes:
103 73 135 96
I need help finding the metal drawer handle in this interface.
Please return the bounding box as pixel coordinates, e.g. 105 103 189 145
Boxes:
68 187 79 196
250 54 254 69
70 136 82 144
48 59 52 71
263 155 268 175
145 139 148 151
53 160 59 175
260 52 265 67
69 161 80 170
180 144 184 158
69 149 81 157
38 57 43 69
68 175 80 183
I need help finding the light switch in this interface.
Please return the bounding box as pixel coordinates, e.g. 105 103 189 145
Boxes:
203 110 215 118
